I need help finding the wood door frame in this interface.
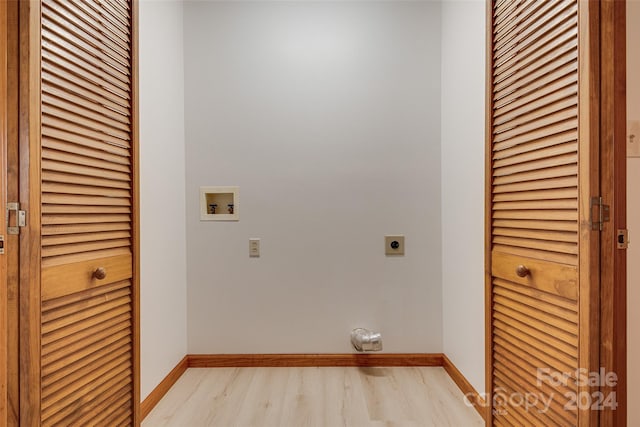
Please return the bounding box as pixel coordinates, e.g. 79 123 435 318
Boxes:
484 0 627 425
1 0 8 422
599 1 627 426
15 1 141 424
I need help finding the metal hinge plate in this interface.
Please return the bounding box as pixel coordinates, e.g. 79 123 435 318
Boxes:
6 202 26 235
590 197 610 231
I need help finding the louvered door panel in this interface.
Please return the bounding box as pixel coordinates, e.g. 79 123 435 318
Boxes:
491 0 578 266
487 0 592 425
38 0 135 425
40 280 133 426
41 0 132 268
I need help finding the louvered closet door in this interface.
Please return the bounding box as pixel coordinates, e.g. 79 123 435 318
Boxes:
38 0 137 425
488 1 598 426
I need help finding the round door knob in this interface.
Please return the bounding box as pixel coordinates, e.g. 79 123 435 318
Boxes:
93 267 107 280
516 265 530 278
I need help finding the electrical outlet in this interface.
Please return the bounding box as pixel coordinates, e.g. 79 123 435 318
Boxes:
385 235 404 256
249 238 260 257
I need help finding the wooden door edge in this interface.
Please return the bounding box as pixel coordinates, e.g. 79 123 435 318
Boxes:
131 1 141 425
577 1 602 426
484 0 495 424
18 1 42 425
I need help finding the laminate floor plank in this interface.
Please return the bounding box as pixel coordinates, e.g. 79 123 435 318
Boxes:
234 367 290 426
142 367 484 427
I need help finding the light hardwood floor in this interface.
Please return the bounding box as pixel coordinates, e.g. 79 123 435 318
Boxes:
142 367 484 426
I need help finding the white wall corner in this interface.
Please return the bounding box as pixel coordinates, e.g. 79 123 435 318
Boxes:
139 0 188 400
440 0 486 394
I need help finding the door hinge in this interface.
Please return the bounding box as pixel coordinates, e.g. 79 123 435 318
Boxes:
617 229 629 249
590 196 610 231
6 202 26 235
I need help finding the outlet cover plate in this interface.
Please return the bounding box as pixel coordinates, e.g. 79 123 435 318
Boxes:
249 238 260 257
385 235 405 256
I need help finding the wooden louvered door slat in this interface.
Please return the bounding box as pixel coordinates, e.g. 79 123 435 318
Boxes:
17 0 139 425
487 0 599 425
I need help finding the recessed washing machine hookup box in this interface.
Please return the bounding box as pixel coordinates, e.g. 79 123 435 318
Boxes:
200 186 239 221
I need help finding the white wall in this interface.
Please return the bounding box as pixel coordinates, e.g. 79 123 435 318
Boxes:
139 0 188 400
627 1 640 423
440 0 486 394
184 1 443 354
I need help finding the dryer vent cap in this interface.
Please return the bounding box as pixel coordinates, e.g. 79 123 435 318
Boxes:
351 328 383 352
